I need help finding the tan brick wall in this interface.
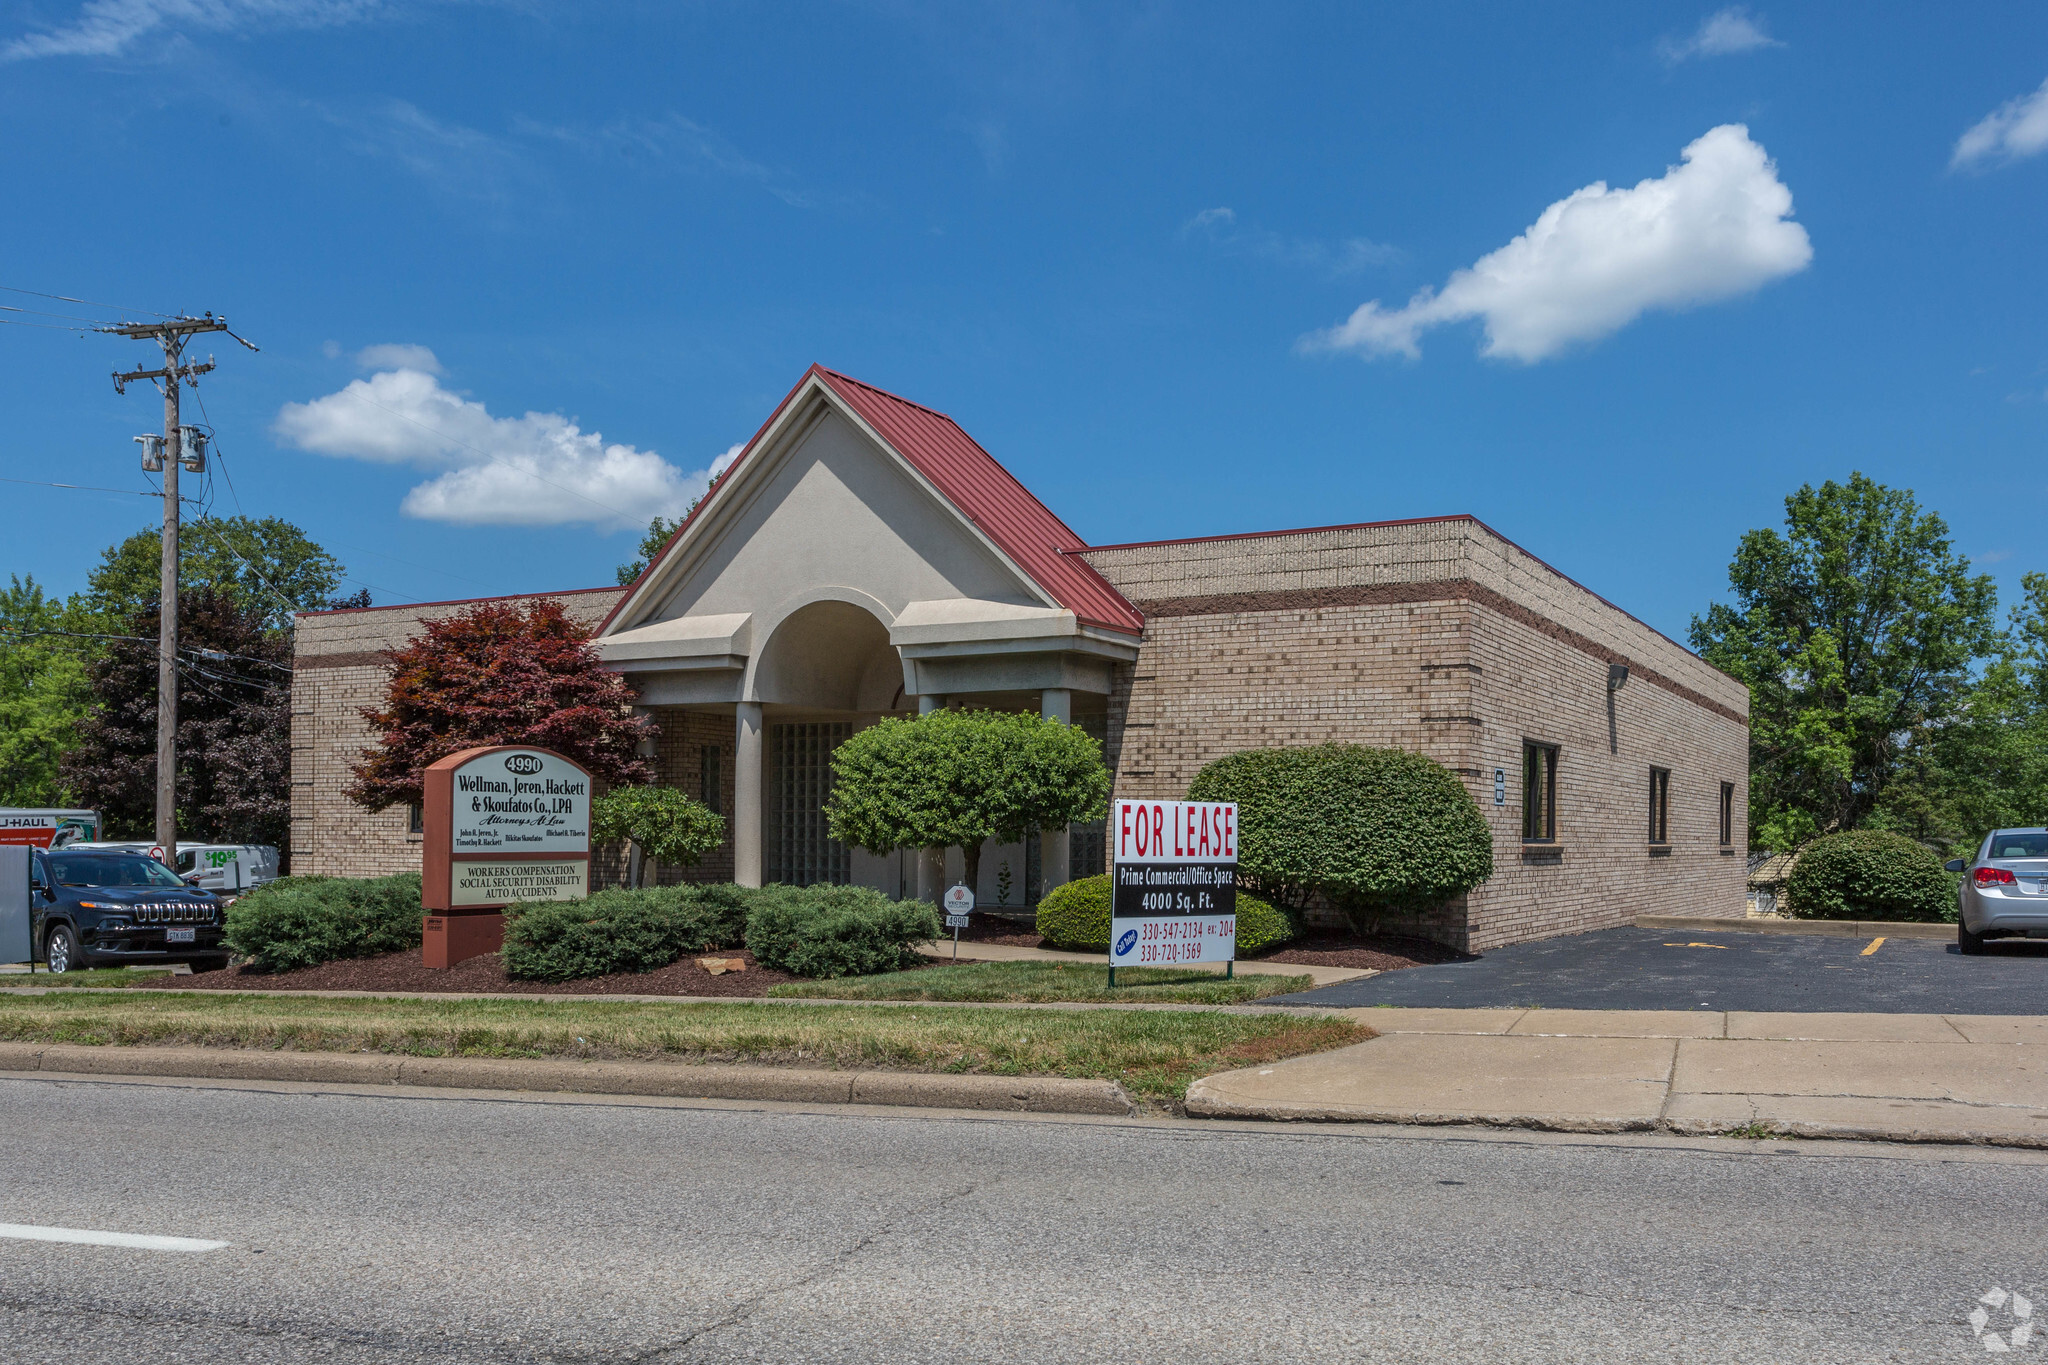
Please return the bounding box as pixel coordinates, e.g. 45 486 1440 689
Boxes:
289 589 627 877
1083 520 1748 951
646 708 736 885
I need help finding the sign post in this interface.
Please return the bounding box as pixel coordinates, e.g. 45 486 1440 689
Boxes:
942 884 973 960
420 746 592 968
1108 799 1237 987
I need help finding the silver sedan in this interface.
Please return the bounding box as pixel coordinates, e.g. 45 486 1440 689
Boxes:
1947 828 2048 954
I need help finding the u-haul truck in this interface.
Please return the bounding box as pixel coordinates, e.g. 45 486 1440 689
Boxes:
0 810 99 850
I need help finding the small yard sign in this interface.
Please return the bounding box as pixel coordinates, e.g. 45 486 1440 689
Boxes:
942 884 974 927
1110 799 1237 982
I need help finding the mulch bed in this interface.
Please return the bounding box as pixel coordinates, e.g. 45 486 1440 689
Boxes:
957 915 1472 973
135 949 843 998
1257 935 1476 972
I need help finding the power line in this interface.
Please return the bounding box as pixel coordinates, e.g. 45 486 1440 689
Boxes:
0 475 200 501
0 301 113 325
0 282 171 318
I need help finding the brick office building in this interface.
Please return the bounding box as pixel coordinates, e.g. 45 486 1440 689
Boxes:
292 365 1747 950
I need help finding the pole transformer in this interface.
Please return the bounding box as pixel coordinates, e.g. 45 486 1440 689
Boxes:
103 313 257 865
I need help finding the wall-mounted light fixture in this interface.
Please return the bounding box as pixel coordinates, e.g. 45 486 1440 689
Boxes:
1607 664 1630 692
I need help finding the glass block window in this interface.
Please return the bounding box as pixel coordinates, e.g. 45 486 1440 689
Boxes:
768 722 852 886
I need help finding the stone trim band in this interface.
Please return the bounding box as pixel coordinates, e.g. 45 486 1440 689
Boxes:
1131 580 1746 728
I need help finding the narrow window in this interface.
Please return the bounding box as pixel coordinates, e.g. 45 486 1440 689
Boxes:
1719 782 1735 846
1521 742 1557 842
407 804 424 834
1648 767 1671 844
701 744 723 816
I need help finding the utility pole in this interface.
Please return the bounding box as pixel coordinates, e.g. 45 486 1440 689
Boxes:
103 313 256 865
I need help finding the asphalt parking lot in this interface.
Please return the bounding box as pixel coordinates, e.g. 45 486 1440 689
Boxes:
1276 925 2048 1013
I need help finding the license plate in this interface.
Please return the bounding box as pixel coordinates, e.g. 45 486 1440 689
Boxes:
165 928 195 944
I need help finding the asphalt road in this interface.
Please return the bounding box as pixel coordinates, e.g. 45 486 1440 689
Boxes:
3 1077 2044 1363
1275 925 2048 1012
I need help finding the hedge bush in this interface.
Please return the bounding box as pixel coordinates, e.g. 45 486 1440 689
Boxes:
1784 831 1956 923
1187 744 1493 931
500 886 743 981
1036 875 1111 950
222 872 425 973
1035 874 1295 955
744 885 942 979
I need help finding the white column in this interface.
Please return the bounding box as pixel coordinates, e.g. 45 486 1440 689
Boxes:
916 693 945 903
734 701 764 888
1039 688 1072 896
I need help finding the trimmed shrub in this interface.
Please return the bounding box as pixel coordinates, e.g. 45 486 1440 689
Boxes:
1035 874 1295 955
682 882 756 950
1187 744 1493 931
501 887 728 981
1036 874 1111 950
223 872 425 973
745 886 942 979
1233 896 1295 956
1784 831 1956 923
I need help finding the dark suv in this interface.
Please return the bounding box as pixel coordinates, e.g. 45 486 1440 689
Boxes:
30 848 228 973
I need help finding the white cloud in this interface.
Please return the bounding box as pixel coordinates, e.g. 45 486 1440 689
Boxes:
273 360 732 529
3 0 384 61
1659 8 1782 63
353 343 443 375
1952 77 2048 169
1303 124 1812 364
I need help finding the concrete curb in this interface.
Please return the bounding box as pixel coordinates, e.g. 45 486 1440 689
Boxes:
1181 1087 1654 1133
0 1043 1135 1116
1634 915 1953 940
1182 1083 2048 1148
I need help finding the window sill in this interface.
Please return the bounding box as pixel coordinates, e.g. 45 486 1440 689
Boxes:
1648 844 1672 857
1719 846 1737 855
1521 843 1564 861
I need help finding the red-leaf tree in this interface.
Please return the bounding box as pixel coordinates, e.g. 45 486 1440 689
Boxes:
348 600 654 812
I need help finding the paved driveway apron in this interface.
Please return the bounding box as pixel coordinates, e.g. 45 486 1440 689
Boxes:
1274 926 2048 1013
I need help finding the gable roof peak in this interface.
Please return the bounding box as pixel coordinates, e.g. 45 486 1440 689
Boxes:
599 364 1144 638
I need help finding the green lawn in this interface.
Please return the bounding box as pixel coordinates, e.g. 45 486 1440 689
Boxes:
0 968 177 989
0 990 1366 1105
772 959 1313 1004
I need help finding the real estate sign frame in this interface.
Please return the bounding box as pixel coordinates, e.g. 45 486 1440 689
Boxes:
1109 798 1238 983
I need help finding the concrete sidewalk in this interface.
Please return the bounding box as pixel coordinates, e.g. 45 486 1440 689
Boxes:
916 939 1376 987
1187 1008 2048 1147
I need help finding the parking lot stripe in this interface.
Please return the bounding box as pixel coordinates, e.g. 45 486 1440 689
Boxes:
1861 937 1886 956
0 1222 227 1252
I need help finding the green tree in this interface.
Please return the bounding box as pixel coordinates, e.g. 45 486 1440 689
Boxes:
825 709 1110 897
591 785 727 887
615 515 683 586
1690 474 1999 851
1872 572 2048 854
0 576 97 807
60 586 293 847
84 516 350 633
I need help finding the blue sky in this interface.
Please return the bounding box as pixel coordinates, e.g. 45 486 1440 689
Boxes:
2 2 2044 645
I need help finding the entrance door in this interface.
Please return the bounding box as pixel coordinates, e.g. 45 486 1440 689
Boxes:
768 722 852 886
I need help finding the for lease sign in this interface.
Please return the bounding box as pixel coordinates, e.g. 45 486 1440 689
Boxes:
1110 799 1238 967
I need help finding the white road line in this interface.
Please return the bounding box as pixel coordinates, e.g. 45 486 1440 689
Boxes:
0 1223 228 1252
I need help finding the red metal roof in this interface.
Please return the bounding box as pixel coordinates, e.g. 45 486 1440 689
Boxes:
602 365 1144 637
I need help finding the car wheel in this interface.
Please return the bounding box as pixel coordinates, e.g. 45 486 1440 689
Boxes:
188 956 231 975
1958 922 1990 956
44 925 84 973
